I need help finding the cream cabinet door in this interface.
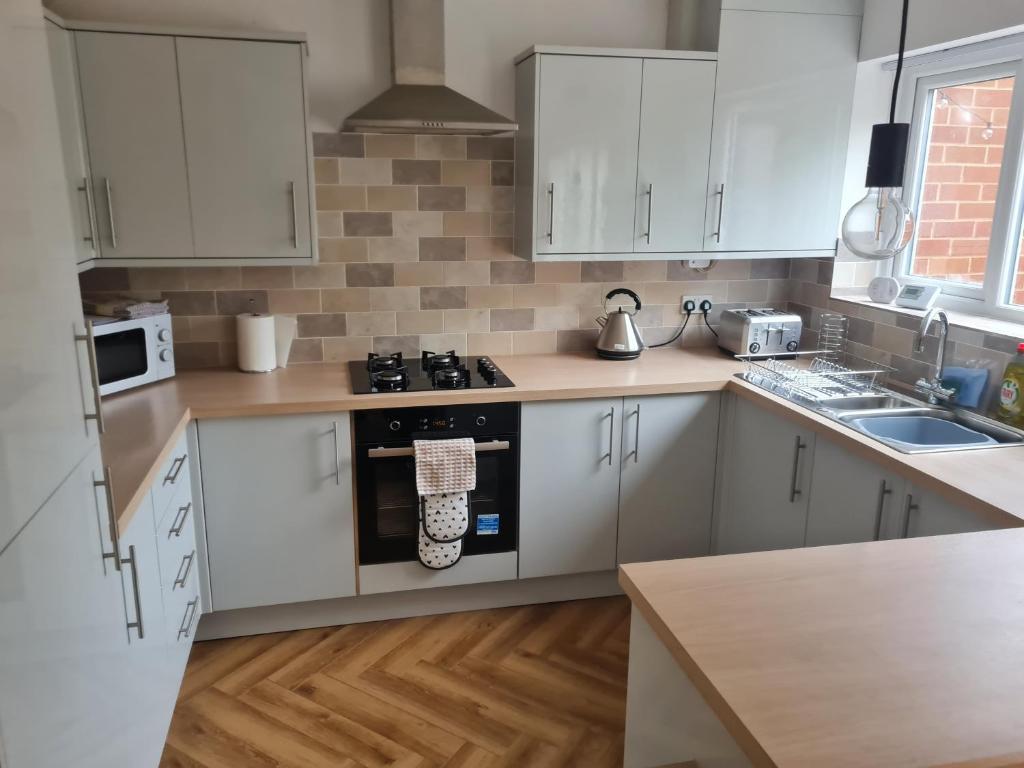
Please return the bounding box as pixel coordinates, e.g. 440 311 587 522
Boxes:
75 31 194 260
535 55 642 255
705 9 858 252
901 485 1004 539
176 37 312 261
634 59 716 254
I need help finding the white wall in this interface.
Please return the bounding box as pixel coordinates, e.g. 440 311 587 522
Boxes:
861 0 1024 61
44 0 670 131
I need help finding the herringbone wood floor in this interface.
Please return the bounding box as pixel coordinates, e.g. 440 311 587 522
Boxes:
159 596 631 767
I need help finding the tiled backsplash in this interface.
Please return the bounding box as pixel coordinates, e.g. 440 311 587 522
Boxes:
79 131 792 369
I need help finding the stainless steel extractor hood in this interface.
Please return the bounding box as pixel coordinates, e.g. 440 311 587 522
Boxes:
343 0 517 135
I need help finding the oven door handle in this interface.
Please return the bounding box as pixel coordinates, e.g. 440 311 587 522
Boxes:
367 440 510 459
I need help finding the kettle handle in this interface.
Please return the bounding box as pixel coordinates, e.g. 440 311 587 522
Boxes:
604 288 642 315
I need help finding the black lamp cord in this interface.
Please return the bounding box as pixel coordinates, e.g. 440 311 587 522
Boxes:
889 0 910 124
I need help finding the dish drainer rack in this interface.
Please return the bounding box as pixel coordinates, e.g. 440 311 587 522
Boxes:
739 352 894 402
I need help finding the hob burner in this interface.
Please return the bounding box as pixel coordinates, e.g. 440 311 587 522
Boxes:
367 352 404 373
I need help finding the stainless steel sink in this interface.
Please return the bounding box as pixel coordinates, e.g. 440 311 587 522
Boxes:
815 393 922 412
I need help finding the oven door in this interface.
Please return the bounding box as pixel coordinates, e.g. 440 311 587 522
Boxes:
356 434 519 565
92 317 156 396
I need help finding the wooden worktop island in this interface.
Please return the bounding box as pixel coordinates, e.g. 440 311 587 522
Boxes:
619 530 1024 768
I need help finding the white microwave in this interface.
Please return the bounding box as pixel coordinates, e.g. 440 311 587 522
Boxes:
88 314 176 396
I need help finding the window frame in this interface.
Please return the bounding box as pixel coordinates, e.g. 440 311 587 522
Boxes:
894 41 1024 322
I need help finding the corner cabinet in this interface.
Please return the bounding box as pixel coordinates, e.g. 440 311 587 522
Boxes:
68 22 314 266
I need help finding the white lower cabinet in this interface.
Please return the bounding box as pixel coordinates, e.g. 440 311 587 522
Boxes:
617 394 719 563
519 398 623 578
900 485 1000 539
198 413 356 611
805 439 907 546
713 395 815 554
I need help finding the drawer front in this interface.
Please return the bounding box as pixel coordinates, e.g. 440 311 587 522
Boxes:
164 556 200 651
157 475 196 591
152 432 190 523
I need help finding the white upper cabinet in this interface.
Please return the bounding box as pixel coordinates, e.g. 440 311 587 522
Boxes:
705 8 859 253
45 18 96 267
534 54 642 255
635 59 716 254
176 37 312 261
74 31 195 261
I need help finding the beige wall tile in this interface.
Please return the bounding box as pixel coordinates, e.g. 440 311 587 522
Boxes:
726 279 769 302
535 306 580 331
367 186 418 211
467 237 515 261
467 136 514 161
555 283 603 306
490 212 514 237
314 132 364 158
419 333 468 356
443 308 489 333
364 134 416 158
297 313 347 338
322 287 370 312
185 267 241 290
443 261 490 286
268 289 321 314
189 315 235 342
241 267 294 289
513 283 559 307
512 330 558 354
369 286 420 311
343 212 393 237
368 237 418 263
535 262 581 283
128 267 186 290
289 338 324 363
346 263 395 287
323 336 373 362
318 237 368 263
395 262 444 286
397 310 444 334
491 308 534 331
466 186 514 212
294 264 348 288
420 237 467 262
419 186 467 211
346 311 396 337
416 135 466 160
171 316 190 342
314 157 339 183
443 212 490 236
624 261 668 282
316 210 343 237
468 332 512 355
338 158 392 184
490 260 534 285
442 160 490 186
393 159 441 185
316 185 366 211
468 285 514 308
581 261 624 283
392 211 444 238
420 286 467 310
164 291 216 315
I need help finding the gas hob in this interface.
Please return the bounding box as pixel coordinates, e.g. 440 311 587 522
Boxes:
349 351 515 394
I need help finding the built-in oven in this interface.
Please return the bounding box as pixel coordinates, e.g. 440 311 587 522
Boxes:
354 402 519 565
88 314 175 396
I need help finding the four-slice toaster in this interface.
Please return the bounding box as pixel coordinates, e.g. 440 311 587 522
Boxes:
718 308 803 357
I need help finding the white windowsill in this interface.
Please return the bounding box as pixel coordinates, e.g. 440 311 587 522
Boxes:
831 293 1024 343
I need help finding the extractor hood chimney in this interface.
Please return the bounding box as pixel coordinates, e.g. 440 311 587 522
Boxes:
343 0 517 135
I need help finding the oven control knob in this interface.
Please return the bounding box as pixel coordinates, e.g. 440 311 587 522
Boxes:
157 328 172 342
159 348 173 362
748 342 761 354
786 340 799 352
476 416 487 426
388 420 401 432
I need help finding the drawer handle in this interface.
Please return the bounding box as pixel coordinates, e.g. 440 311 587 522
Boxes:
174 550 196 590
902 495 919 538
712 183 725 243
73 321 105 434
93 465 121 572
168 502 192 538
121 545 144 640
77 177 97 245
874 480 892 541
601 407 615 467
163 454 187 486
367 440 510 459
178 598 199 641
788 436 806 502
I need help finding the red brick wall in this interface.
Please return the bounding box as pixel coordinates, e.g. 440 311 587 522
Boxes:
913 77 1021 301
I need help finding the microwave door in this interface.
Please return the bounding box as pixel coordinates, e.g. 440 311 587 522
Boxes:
94 326 151 395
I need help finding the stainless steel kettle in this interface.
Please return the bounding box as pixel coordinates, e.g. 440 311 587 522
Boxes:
595 288 645 360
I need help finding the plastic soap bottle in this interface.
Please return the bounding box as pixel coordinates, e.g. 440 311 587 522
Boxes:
993 343 1024 428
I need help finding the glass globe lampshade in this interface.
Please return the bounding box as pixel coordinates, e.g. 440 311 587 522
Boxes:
841 187 915 260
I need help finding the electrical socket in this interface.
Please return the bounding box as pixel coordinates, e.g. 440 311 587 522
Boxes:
681 295 712 314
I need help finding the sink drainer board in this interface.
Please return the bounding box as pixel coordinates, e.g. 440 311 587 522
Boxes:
739 351 895 403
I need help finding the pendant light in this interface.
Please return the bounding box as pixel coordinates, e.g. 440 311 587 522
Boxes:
841 0 915 260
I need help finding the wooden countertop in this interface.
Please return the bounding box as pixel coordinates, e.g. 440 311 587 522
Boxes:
100 347 1024 533
619 530 1024 768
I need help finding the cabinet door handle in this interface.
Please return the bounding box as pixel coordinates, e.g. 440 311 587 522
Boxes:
178 598 199 641
121 545 144 640
103 177 117 249
902 495 919 538
546 182 555 245
788 435 806 502
712 183 725 243
601 407 615 466
174 550 196 590
289 180 298 250
874 480 892 541
73 321 105 434
168 502 192 538
627 403 641 463
163 454 187 486
332 420 341 485
644 183 654 244
77 178 96 245
92 466 121 572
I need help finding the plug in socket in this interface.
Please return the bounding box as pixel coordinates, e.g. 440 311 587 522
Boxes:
682 295 712 314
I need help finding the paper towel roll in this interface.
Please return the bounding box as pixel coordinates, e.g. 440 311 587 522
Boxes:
236 313 277 372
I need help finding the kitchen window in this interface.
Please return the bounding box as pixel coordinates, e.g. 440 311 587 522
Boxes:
897 39 1024 321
